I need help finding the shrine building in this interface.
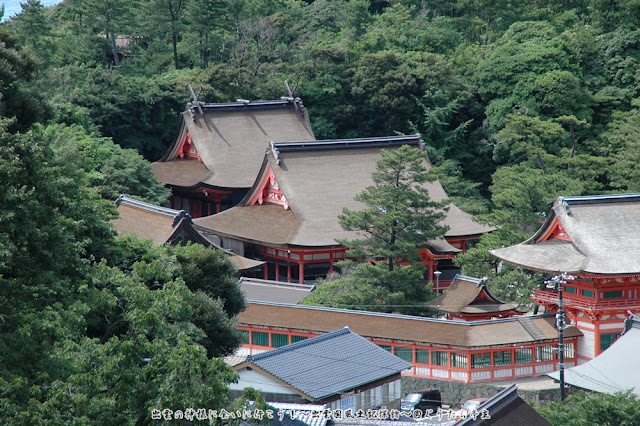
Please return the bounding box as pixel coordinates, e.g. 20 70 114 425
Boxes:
426 274 523 321
151 97 315 218
112 195 264 273
192 135 494 285
491 193 640 362
235 301 582 383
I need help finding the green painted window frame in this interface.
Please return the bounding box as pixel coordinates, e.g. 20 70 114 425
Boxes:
432 350 448 367
535 346 554 362
394 347 413 362
415 349 429 364
291 335 308 343
271 333 289 348
239 330 249 344
600 332 621 352
451 352 467 368
377 344 392 352
604 291 622 298
582 289 594 297
515 348 533 364
251 331 269 347
564 286 576 294
471 352 491 369
494 350 512 366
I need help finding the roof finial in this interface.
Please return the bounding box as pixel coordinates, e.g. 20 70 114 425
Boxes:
187 84 204 121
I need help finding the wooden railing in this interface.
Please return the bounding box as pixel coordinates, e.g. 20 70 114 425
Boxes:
533 289 640 309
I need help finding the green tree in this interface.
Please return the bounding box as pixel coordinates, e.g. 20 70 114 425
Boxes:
44 123 170 204
173 244 246 316
0 29 50 131
339 145 449 271
536 390 640 425
12 0 55 64
302 261 434 315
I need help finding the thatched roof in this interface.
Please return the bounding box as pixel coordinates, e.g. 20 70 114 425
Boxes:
112 195 263 272
426 274 518 315
491 194 640 275
195 135 494 248
238 301 581 348
152 99 315 189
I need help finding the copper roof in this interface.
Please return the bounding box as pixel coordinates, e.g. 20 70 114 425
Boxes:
195 136 493 248
152 99 315 189
112 195 263 272
238 301 581 348
491 194 640 274
426 274 518 315
548 316 640 396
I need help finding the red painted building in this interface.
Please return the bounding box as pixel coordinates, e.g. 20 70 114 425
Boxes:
426 274 523 321
491 194 640 361
193 135 494 284
236 301 581 383
151 98 315 218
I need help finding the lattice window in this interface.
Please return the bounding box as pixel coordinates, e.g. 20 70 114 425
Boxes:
451 352 467 368
432 351 448 366
251 331 269 347
494 350 512 366
416 349 430 364
515 348 533 364
471 352 491 369
394 347 413 362
535 346 554 362
600 332 621 352
271 333 289 347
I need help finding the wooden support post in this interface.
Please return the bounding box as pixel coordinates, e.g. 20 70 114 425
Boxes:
287 265 292 283
299 262 305 284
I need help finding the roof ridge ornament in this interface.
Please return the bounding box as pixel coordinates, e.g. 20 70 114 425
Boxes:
270 141 281 164
187 84 204 121
284 80 306 116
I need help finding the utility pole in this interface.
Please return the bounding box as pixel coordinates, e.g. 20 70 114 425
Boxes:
551 273 573 401
557 274 566 401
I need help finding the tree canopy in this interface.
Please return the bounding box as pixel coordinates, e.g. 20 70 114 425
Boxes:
4 0 640 417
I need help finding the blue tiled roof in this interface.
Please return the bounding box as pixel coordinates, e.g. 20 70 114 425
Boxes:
247 327 411 401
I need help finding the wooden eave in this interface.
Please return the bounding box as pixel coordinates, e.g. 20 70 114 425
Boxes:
233 361 315 401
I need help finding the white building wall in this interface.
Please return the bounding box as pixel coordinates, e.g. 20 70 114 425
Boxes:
577 328 595 360
231 368 298 395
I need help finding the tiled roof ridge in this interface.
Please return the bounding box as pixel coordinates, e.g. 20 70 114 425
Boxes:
186 97 307 122
269 134 424 164
115 194 191 227
238 277 315 290
560 193 640 206
248 300 556 326
249 327 352 361
454 273 486 286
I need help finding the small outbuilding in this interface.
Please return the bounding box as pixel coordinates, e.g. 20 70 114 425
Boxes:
231 327 411 411
426 275 523 321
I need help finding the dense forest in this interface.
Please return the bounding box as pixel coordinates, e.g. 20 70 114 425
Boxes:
2 0 640 422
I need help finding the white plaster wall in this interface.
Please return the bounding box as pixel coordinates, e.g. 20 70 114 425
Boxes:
577 328 595 360
230 368 298 395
